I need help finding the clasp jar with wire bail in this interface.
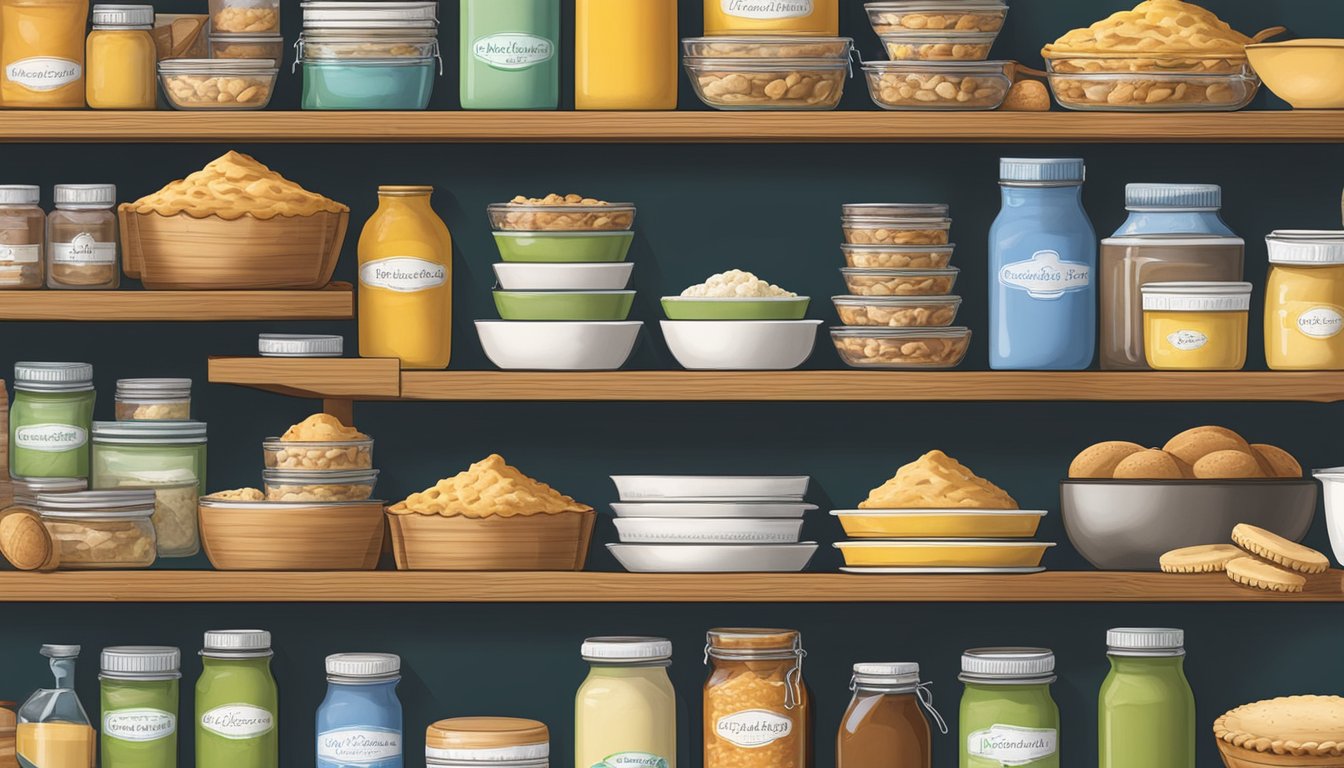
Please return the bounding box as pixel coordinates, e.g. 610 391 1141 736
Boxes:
704 628 809 768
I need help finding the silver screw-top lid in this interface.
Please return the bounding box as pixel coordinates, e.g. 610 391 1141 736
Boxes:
1000 158 1085 184
116 378 192 396
15 361 93 387
41 644 81 658
258 333 344 358
581 636 673 663
0 185 39 205
1107 628 1185 655
53 184 116 208
92 4 155 26
93 420 207 442
1125 183 1221 210
853 661 920 687
961 647 1056 682
204 629 271 652
326 652 401 677
102 646 181 676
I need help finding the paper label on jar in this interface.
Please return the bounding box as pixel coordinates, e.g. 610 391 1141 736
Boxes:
473 33 555 70
360 257 446 293
593 752 671 768
1297 306 1344 339
967 724 1058 766
200 704 274 739
999 250 1091 299
1166 329 1208 351
317 727 402 764
51 233 116 265
721 0 813 20
14 423 87 452
716 709 793 748
5 57 81 92
104 708 176 742
0 244 40 264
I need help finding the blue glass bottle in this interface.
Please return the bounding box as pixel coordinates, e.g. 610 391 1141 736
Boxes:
315 654 402 768
989 158 1097 370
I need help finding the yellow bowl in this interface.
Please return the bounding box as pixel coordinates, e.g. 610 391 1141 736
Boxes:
1247 40 1344 109
831 509 1045 539
834 540 1055 568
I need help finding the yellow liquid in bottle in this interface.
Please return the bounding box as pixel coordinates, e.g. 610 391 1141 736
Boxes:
0 0 89 108
358 186 453 370
576 0 678 110
16 722 95 768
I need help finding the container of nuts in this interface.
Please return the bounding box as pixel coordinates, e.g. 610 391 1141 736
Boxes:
262 468 379 503
210 0 279 33
841 243 954 269
831 327 973 369
832 296 961 328
880 32 999 61
865 1 1008 35
842 204 951 246
863 60 1011 110
263 436 373 471
841 267 959 297
157 58 278 110
684 58 850 110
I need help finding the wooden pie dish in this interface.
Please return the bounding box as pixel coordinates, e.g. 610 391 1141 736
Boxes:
386 509 595 571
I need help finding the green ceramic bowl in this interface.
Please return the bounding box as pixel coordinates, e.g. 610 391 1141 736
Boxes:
494 290 636 321
493 231 635 263
661 296 811 320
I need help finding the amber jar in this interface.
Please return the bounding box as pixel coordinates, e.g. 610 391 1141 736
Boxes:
0 185 44 289
837 662 946 768
47 184 119 290
704 628 809 768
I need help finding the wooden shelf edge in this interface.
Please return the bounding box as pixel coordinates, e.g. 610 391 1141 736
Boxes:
0 283 353 321
207 356 401 399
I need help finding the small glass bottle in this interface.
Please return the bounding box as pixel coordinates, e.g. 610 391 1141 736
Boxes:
47 184 120 290
0 184 45 289
86 4 157 109
576 637 676 768
316 653 403 768
1098 629 1194 768
100 646 181 768
16 644 96 768
9 361 96 480
196 630 278 768
959 648 1059 768
838 662 946 768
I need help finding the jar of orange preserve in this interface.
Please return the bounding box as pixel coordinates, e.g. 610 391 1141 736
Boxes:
704 628 809 768
575 0 677 110
705 0 838 36
0 0 89 108
1265 230 1344 370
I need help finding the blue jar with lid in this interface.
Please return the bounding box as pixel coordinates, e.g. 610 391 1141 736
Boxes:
315 653 403 768
989 158 1097 370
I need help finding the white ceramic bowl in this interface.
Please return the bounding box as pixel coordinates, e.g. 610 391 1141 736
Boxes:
660 320 821 370
492 262 634 291
613 517 804 544
1313 467 1344 566
475 321 642 371
607 542 818 572
611 501 817 518
610 475 810 501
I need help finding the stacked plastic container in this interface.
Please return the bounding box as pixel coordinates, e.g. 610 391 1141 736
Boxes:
830 203 972 369
208 0 284 61
296 1 443 110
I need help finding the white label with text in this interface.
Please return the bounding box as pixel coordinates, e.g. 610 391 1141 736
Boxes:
721 0 813 19
6 57 81 91
593 752 671 768
1166 329 1208 351
360 257 447 293
51 233 116 265
14 424 86 452
967 724 1058 767
104 709 176 742
716 709 793 748
200 704 274 740
1297 306 1344 339
998 250 1092 300
317 727 402 764
0 244 40 264
473 33 555 69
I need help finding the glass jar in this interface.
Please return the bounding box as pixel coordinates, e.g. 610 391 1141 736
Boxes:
460 0 559 109
115 378 193 421
86 4 157 109
705 0 838 36
210 0 279 33
989 158 1096 370
575 0 677 110
316 653 403 768
0 184 44 289
196 630 278 768
425 717 549 768
10 361 96 480
0 0 89 108
704 628 808 768
1265 231 1344 370
1141 282 1251 371
1100 184 1244 370
16 644 95 768
12 476 86 508
838 662 946 768
91 420 208 493
297 3 441 112
959 648 1058 768
1098 629 1194 768
576 637 676 768
208 32 285 61
99 646 181 768
37 490 158 569
47 184 119 290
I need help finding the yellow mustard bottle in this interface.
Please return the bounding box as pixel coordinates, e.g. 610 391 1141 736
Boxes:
576 0 677 110
1264 230 1344 370
358 186 453 370
0 0 89 108
86 4 157 109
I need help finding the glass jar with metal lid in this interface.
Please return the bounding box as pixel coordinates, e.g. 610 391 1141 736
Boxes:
1098 629 1194 768
842 204 952 247
91 420 207 494
704 628 809 768
36 490 158 569
195 630 277 768
100 646 181 768
316 653 403 768
0 184 45 289
425 717 549 767
576 637 675 768
959 647 1058 768
297 1 442 110
838 662 946 768
1265 230 1344 370
115 378 192 421
12 476 87 508
47 184 119 290
10 362 96 480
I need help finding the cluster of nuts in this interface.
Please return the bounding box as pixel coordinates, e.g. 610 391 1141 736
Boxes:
843 247 952 269
695 69 843 108
884 40 992 61
212 40 284 60
844 271 956 297
116 401 191 421
870 71 1008 109
46 520 155 566
495 194 633 231
687 40 850 58
306 41 422 58
213 6 279 33
265 442 372 471
834 333 971 367
843 223 949 246
871 10 1005 33
266 482 374 503
1045 56 1246 75
163 74 272 108
1050 76 1247 108
837 301 958 328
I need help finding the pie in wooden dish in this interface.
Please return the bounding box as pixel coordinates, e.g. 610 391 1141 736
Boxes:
1215 695 1344 767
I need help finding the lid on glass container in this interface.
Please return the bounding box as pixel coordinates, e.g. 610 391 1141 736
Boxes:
41 644 80 659
999 157 1085 185
425 717 549 760
852 661 921 687
13 477 87 497
157 58 279 74
681 36 853 59
116 378 193 399
301 1 438 28
14 362 94 392
1125 183 1221 211
202 629 272 657
1266 230 1344 265
1106 628 1185 657
0 185 39 206
581 636 672 663
1140 281 1252 312
92 420 207 444
92 4 155 27
101 646 182 678
53 184 116 209
843 203 949 219
867 0 1007 10
36 490 156 518
706 628 803 659
262 468 379 483
960 647 1056 683
326 652 400 679
258 333 343 357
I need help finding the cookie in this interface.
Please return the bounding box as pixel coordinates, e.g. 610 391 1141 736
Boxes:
1113 449 1187 480
0 508 56 571
1231 524 1330 574
1068 441 1145 478
1193 450 1263 479
1163 426 1251 466
1160 544 1243 573
1250 444 1302 479
1225 556 1306 593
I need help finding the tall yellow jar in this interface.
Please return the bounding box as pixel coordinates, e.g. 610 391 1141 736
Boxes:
0 0 89 108
1141 281 1251 371
86 4 157 110
358 186 453 370
704 0 838 35
576 0 677 110
1265 230 1344 370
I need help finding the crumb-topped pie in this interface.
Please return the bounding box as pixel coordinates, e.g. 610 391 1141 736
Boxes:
1214 696 1344 767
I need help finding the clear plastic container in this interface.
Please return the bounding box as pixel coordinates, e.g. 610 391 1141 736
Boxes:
210 0 279 33
841 244 954 268
684 57 848 111
841 267 958 296
0 185 45 289
157 58 277 110
842 215 951 246
881 32 997 61
864 60 1010 110
262 437 374 471
831 326 972 368
114 378 192 421
487 201 635 232
37 490 158 568
865 1 1007 35
681 36 852 59
296 31 441 110
262 468 379 502
1046 66 1258 112
47 185 119 290
90 420 208 495
833 295 961 327
208 32 285 61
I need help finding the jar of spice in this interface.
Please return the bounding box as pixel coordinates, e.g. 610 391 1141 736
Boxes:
99 646 181 768
425 717 549 767
704 628 809 768
115 378 193 421
837 662 946 768
47 184 119 290
0 185 44 289
959 648 1059 768
86 4 157 110
1265 230 1344 370
37 490 158 569
316 654 403 768
10 362 96 480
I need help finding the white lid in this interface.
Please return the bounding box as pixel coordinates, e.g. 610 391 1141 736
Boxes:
53 184 115 208
93 420 207 442
92 4 155 26
258 333 344 357
0 185 39 205
1141 281 1252 312
853 661 920 687
15 361 93 388
425 744 550 762
1107 628 1185 655
581 636 672 662
1267 230 1344 265
960 647 1055 682
41 644 80 658
204 629 271 652
102 646 181 676
326 652 400 677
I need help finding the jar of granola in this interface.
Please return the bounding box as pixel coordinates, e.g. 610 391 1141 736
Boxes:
115 378 192 421
704 628 809 768
36 489 157 569
0 185 44 289
47 184 119 290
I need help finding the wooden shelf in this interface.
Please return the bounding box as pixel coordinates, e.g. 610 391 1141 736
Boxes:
0 571 1339 603
0 283 353 321
208 359 1344 403
2 111 1343 144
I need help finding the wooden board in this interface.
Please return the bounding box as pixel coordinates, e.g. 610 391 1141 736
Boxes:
2 111 1344 143
0 571 1338 602
0 283 353 321
208 357 401 399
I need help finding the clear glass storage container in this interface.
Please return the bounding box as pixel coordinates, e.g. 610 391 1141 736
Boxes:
36 490 158 569
47 184 119 290
0 184 45 289
114 378 192 421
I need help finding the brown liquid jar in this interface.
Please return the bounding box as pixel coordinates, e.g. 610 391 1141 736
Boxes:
837 662 945 768
47 184 119 290
704 628 810 768
0 185 44 289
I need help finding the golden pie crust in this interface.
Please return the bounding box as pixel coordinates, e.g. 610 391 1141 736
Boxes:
1232 524 1331 575
1215 696 1344 759
389 454 592 519
860 450 1017 509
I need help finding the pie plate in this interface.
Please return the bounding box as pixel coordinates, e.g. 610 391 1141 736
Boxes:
840 566 1045 574
607 542 818 572
833 540 1055 568
831 509 1046 538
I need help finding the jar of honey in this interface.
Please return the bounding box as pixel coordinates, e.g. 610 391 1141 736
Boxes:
86 4 157 109
1141 281 1251 371
704 628 808 768
1265 230 1344 370
837 662 946 768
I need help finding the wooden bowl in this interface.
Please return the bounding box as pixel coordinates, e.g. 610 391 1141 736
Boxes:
386 509 595 571
200 498 383 570
119 208 347 289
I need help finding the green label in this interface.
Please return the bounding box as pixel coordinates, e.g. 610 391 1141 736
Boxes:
593 752 669 768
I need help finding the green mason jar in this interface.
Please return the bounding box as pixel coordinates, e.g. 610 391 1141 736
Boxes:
959 648 1059 768
10 361 96 479
460 0 559 109
1099 628 1195 768
100 646 181 768
196 630 278 768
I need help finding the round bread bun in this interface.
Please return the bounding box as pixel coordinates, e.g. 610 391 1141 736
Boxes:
1162 426 1251 466
1193 449 1263 479
1069 441 1145 478
1249 444 1302 478
1113 449 1188 480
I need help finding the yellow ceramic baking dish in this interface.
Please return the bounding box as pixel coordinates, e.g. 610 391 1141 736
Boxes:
831 509 1045 538
833 540 1055 568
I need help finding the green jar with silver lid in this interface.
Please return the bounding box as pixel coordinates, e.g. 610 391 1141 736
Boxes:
10 362 96 480
100 645 181 768
91 421 206 558
959 647 1059 768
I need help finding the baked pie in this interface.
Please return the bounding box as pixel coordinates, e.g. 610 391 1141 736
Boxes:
1214 695 1344 767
